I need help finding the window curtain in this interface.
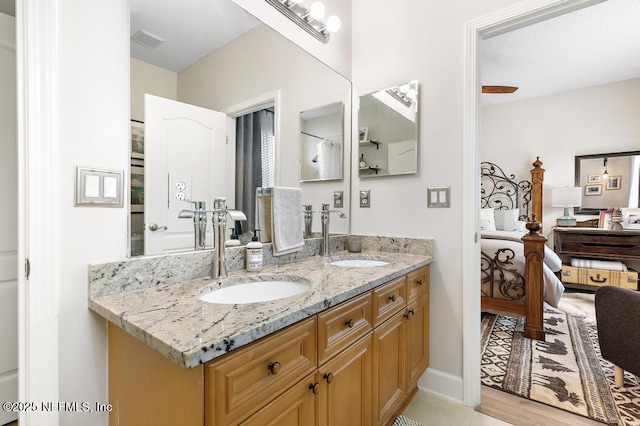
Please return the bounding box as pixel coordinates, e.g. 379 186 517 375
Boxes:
628 155 640 208
235 109 274 234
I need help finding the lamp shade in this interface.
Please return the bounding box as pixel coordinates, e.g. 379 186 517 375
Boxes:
552 186 582 207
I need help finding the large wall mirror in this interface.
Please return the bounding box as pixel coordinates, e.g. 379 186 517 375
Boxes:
358 80 418 178
299 101 344 182
575 151 640 214
129 0 352 256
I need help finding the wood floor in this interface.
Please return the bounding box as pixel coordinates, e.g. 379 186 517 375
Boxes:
477 290 602 426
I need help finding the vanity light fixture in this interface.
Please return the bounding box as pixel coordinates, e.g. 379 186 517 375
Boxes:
266 0 341 44
386 83 418 107
602 157 609 179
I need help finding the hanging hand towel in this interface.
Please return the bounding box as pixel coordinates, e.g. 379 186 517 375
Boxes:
271 187 304 256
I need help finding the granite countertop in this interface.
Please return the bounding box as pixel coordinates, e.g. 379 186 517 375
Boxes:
89 250 432 369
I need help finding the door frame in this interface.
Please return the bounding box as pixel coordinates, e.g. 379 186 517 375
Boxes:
16 0 60 423
461 0 605 406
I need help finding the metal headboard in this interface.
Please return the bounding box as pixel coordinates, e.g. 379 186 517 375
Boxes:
480 162 533 221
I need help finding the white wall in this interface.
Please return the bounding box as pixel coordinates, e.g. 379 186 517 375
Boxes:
483 78 640 229
130 58 177 121
55 0 129 424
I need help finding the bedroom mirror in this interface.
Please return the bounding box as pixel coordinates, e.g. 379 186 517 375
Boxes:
358 80 419 178
574 151 640 214
299 101 345 182
129 0 352 256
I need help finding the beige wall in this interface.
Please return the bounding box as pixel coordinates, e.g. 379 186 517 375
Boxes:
130 58 177 121
483 77 640 228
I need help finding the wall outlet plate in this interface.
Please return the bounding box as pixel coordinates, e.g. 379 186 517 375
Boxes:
333 190 343 208
427 186 451 208
75 166 124 207
360 190 370 208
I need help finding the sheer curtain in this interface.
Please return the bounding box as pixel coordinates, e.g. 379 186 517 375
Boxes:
235 109 274 234
628 155 640 208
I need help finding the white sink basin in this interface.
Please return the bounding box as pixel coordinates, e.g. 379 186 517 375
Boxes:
199 280 310 304
329 259 389 267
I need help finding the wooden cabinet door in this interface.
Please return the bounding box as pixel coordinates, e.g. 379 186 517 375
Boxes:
406 293 429 391
317 334 372 426
373 310 406 426
242 374 316 426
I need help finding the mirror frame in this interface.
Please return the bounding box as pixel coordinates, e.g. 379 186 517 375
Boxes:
574 150 640 214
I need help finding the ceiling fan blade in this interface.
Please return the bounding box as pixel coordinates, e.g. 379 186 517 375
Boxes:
482 85 519 94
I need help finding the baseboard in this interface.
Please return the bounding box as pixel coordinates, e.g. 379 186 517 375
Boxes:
417 367 464 404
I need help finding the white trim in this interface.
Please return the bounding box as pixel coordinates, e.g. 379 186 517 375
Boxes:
223 90 282 186
16 0 60 423
418 367 464 404
461 0 603 407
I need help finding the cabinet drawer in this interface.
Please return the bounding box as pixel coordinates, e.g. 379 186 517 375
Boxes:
317 292 373 365
372 276 407 327
407 265 429 302
205 317 317 426
561 265 638 290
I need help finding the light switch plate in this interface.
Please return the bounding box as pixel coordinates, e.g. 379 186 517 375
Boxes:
427 186 451 208
75 166 124 207
360 190 370 208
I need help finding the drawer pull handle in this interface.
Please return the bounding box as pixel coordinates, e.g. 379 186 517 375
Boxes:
268 361 281 375
416 279 423 286
404 308 414 319
589 274 607 284
388 295 396 302
309 382 320 394
345 318 355 328
323 372 334 383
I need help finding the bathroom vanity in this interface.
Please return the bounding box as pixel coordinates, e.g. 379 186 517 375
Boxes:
89 238 432 426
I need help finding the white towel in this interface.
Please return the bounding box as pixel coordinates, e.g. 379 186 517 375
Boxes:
271 187 304 256
570 258 628 272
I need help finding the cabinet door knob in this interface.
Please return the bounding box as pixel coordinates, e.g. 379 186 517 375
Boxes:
345 318 355 328
404 308 414 319
268 361 281 375
309 382 320 394
416 279 423 286
323 372 334 383
388 295 396 302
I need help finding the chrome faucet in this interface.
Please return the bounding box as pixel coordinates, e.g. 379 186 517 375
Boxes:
321 203 346 257
303 204 314 239
178 201 208 250
211 197 228 280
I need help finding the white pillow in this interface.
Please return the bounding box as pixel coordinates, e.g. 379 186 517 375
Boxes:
480 208 496 231
515 220 528 233
494 209 520 231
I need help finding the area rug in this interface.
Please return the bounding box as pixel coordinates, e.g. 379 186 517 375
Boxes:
481 306 640 425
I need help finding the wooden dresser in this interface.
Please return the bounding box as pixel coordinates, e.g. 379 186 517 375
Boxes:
554 228 640 291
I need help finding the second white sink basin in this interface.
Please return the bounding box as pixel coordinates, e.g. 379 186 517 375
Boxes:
199 280 310 304
330 259 389 267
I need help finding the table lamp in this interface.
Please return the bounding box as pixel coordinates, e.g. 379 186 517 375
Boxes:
552 186 582 226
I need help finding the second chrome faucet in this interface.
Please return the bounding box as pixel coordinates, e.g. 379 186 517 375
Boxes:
321 203 346 257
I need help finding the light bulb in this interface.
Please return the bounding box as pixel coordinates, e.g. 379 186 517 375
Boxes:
309 2 325 20
325 15 341 33
399 84 410 94
406 88 417 100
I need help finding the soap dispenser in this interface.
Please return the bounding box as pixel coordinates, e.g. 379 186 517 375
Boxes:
246 230 263 272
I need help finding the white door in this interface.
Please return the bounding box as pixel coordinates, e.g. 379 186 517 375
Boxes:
0 12 18 426
387 140 416 175
144 94 228 255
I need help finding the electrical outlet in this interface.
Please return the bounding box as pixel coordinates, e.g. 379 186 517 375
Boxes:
359 190 370 208
333 190 344 208
176 181 186 191
176 192 186 201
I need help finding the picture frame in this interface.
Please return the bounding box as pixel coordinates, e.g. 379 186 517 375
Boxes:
587 174 601 183
131 119 145 159
584 184 602 196
621 208 640 229
606 175 621 190
358 127 368 142
599 210 614 230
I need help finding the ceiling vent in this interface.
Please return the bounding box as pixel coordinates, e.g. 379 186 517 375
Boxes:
131 29 164 49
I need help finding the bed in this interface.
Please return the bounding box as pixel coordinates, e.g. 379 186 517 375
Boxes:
480 158 564 340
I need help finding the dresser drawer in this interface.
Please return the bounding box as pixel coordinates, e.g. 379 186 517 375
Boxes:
205 317 317 426
372 276 407 326
317 292 373 365
555 229 640 261
561 265 638 290
407 265 429 302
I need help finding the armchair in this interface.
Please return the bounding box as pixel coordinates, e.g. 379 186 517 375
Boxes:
595 285 640 387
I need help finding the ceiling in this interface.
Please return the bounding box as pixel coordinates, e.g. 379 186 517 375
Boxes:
481 0 640 106
129 0 260 72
